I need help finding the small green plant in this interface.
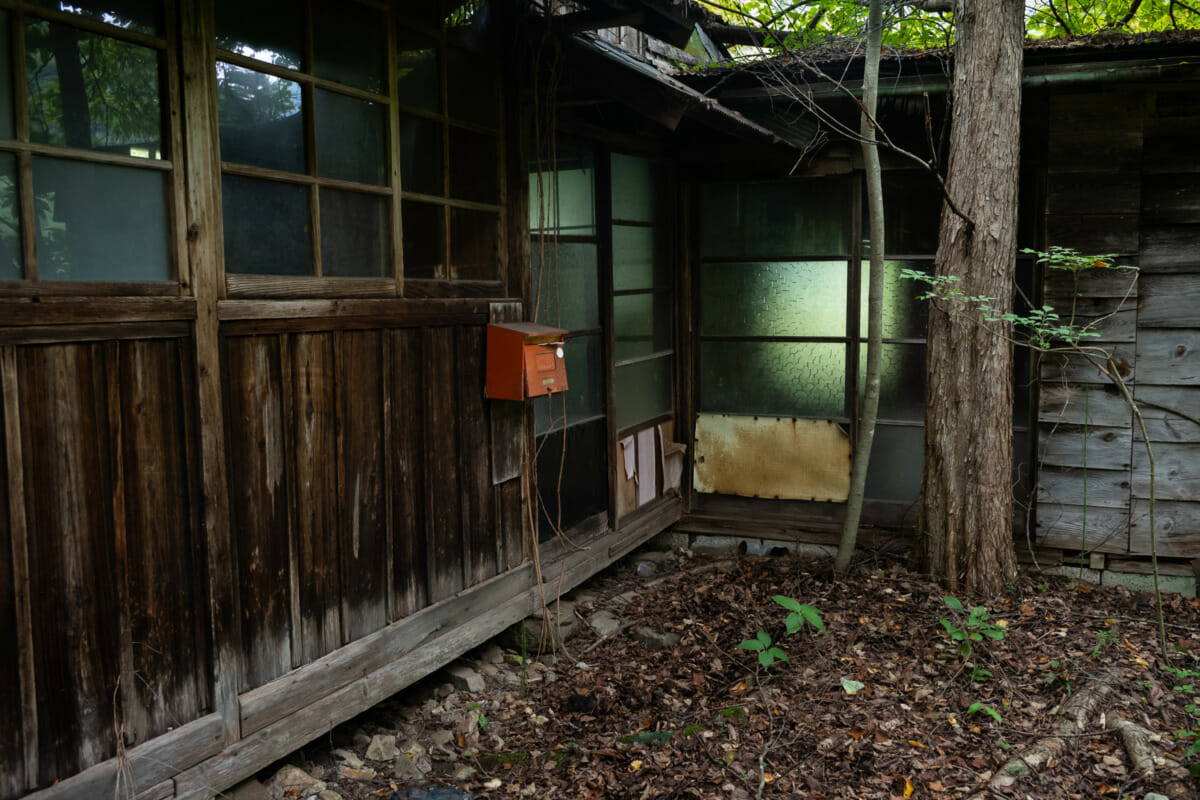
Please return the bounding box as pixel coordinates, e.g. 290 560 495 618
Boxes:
737 596 825 669
1164 662 1200 758
940 596 1006 681
1091 629 1120 659
470 701 489 730
967 701 1003 724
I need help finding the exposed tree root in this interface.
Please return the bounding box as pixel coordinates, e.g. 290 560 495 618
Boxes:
1106 715 1167 777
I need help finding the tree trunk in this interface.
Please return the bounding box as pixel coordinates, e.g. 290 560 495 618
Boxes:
919 0 1023 594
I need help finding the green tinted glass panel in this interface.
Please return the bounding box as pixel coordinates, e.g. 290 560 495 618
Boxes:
612 224 670 291
216 0 302 70
315 90 387 185
534 334 603 435
531 242 599 331
402 200 442 279
320 188 389 278
614 293 671 362
529 149 594 235
700 341 845 418
616 355 672 430
399 113 442 195
396 27 439 113
30 0 160 34
859 260 931 340
864 170 941 255
217 62 303 173
859 343 925 422
222 174 311 275
34 158 168 281
313 0 386 94
864 424 923 502
0 12 13 140
611 153 659 222
701 261 848 338
26 21 161 157
700 178 849 258
0 153 20 279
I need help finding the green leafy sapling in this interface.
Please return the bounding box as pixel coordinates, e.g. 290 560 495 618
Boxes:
940 596 1006 681
737 595 825 669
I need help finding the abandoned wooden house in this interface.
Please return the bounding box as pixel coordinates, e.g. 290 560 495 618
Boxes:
0 0 1197 797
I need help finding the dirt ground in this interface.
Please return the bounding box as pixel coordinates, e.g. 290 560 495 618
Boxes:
271 547 1200 800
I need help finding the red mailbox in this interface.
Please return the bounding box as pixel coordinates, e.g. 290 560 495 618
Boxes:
486 322 569 400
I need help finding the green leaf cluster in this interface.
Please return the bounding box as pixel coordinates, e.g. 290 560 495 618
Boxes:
736 595 825 669
940 596 1006 681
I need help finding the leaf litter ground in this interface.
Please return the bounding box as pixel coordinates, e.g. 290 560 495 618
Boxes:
297 551 1200 800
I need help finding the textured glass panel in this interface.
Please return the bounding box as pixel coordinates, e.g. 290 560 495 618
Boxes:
217 63 303 173
0 12 13 140
612 224 670 291
864 425 923 501
315 90 386 185
701 261 848 337
398 113 442 195
222 174 311 275
26 21 161 157
396 27 439 113
531 241 599 331
449 207 497 281
446 47 498 128
864 170 941 255
529 148 593 234
320 189 389 278
216 0 301 70
700 341 845 418
614 293 671 362
34 158 168 281
700 178 850 258
402 200 442 279
534 334 603 435
859 343 925 422
0 153 19 279
313 1 386 94
449 127 498 203
611 153 659 223
859 260 931 339
616 355 672 430
30 0 160 34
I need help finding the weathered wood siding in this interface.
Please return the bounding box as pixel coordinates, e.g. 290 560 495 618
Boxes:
1037 84 1200 560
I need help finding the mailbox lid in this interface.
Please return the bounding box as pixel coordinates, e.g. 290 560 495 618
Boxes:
523 340 568 397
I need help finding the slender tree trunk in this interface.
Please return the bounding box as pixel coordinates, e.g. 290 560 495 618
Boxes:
919 0 1023 594
835 0 884 573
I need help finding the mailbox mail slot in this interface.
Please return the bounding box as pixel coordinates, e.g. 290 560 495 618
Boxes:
486 322 569 400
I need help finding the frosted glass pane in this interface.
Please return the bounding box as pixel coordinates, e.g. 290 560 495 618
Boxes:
865 425 923 501
313 0 386 94
611 153 659 222
701 261 848 337
0 153 20 279
26 21 161 157
222 174 310 275
216 0 301 70
534 334 603 435
614 293 671 361
320 188 389 278
34 158 168 281
217 63 303 173
701 341 845 418
529 149 594 235
859 260 931 340
0 12 12 140
532 242 599 331
616 355 672 430
700 178 850 258
315 90 386 185
613 224 670 291
859 343 925 422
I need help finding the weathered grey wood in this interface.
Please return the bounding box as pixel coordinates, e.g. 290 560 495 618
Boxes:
0 322 193 346
1044 265 1139 297
217 297 497 322
1046 171 1140 215
1037 466 1131 510
1138 274 1200 328
456 325 497 586
1135 329 1200 385
387 329 427 620
1040 345 1136 385
225 275 396 299
1035 502 1130 554
1143 115 1200 174
1134 385 1200 443
1038 424 1132 471
1036 295 1136 343
1129 499 1200 558
20 713 223 800
1039 383 1131 427
1132 440 1200 501
1141 225 1200 271
0 298 196 326
1142 173 1200 224
1106 556 1196 577
489 302 525 485
1044 214 1139 255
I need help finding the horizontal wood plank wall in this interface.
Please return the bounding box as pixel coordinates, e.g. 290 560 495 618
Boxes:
1036 87 1142 557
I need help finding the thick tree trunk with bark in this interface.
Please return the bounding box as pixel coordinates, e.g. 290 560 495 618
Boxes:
919 0 1023 594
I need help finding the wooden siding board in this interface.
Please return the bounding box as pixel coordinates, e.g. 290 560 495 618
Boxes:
1134 385 1200 443
223 337 292 690
0 348 28 796
1132 440 1200 501
457 325 497 586
1035 502 1130 554
1142 173 1200 224
387 329 427 619
287 333 341 664
1036 465 1131 510
118 339 208 741
1130 499 1200 558
19 344 120 786
337 330 388 643
1044 214 1140 255
1139 274 1200 328
424 328 464 602
497 477 524 571
488 302 524 485
1046 171 1140 215
1038 383 1131 428
1040 344 1136 385
1141 225 1200 272
1143 115 1200 174
1037 424 1133 471
1135 329 1200 385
